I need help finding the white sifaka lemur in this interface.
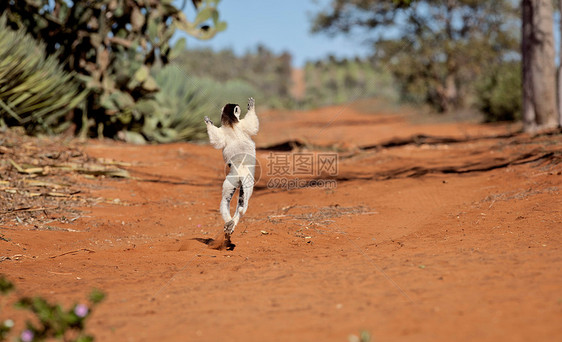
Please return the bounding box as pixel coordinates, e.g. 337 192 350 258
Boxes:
204 97 259 236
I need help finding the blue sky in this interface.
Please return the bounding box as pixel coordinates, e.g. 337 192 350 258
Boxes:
177 0 372 67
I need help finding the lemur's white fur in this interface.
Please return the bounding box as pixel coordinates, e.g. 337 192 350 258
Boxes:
205 98 258 235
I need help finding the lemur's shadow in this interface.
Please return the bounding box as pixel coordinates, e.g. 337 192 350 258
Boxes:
192 232 236 251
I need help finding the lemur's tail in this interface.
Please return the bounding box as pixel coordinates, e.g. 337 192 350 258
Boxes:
237 184 245 211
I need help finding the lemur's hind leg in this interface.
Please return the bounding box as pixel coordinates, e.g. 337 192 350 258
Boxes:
220 178 238 223
224 174 254 235
238 175 254 217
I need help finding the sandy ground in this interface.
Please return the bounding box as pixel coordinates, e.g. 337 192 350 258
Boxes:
1 100 561 341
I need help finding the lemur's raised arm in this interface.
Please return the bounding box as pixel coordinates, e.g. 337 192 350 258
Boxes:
239 97 258 136
204 116 226 149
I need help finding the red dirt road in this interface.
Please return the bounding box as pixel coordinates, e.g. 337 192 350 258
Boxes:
1 101 561 341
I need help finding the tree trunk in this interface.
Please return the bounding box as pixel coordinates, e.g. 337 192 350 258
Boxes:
559 0 562 127
522 0 536 131
522 0 558 132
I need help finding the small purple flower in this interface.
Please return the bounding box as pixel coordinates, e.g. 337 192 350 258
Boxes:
74 304 89 318
20 329 34 342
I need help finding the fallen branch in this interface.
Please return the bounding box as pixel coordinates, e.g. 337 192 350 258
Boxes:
49 248 95 259
0 206 58 215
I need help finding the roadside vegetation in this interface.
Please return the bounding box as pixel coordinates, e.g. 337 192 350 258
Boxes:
0 0 544 143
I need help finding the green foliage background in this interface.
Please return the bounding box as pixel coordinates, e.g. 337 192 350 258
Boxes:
303 56 398 108
312 0 522 120
175 45 293 108
0 0 526 144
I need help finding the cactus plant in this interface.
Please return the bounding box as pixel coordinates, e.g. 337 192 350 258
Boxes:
0 0 227 140
0 15 87 135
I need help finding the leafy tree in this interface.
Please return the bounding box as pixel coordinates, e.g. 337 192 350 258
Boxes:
312 0 520 112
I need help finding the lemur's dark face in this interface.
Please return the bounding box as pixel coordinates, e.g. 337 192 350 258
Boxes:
221 103 241 127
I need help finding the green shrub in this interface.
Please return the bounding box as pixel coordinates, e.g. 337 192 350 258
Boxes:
476 61 522 122
0 15 86 135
